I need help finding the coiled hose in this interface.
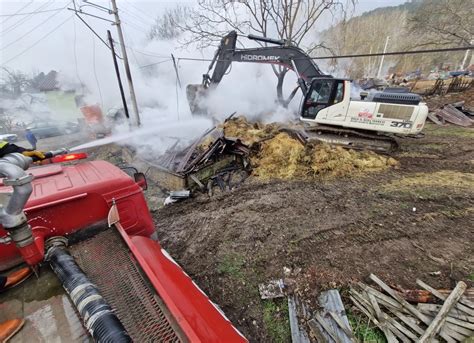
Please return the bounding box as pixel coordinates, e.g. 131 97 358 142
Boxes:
46 244 132 343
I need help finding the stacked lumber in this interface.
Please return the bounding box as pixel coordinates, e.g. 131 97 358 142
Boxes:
349 274 473 342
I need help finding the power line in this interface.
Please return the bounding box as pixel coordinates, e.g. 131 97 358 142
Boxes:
124 46 169 59
310 46 474 60
120 19 151 36
139 59 172 69
173 46 474 63
72 12 122 59
1 0 33 23
1 4 68 51
0 8 67 17
72 14 84 94
92 35 104 109
121 0 156 25
2 0 54 34
1 15 74 66
119 6 154 27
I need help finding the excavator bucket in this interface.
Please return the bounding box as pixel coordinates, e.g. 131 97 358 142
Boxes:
186 84 208 114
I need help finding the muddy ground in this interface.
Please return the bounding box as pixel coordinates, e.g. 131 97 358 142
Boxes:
152 90 474 341
7 90 470 342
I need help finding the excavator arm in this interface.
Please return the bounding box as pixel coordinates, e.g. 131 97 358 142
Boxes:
187 31 327 114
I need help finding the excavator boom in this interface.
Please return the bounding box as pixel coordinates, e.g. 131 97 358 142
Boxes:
186 31 325 113
187 31 429 152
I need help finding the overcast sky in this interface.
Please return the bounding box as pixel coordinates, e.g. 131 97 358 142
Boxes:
0 0 408 70
0 0 411 121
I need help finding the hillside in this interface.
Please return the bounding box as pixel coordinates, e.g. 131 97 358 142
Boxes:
317 0 472 78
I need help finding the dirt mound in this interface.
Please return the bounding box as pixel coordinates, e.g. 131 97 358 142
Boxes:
224 117 399 180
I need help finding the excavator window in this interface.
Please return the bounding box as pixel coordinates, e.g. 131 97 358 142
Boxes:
334 82 344 103
302 78 338 119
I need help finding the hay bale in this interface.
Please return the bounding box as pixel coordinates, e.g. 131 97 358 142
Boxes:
253 135 398 180
223 115 399 180
309 145 398 178
223 116 280 146
253 132 307 180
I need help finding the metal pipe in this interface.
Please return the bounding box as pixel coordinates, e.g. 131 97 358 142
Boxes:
0 153 44 265
46 239 132 342
247 34 285 46
0 154 33 229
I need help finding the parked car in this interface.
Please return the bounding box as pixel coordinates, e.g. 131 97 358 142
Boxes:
0 133 18 142
26 121 80 139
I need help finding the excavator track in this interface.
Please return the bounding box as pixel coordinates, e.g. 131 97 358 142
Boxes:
287 125 399 154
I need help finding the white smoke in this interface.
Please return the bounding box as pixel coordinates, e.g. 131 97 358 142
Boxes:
0 0 321 156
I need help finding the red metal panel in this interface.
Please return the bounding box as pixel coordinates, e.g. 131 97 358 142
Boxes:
0 161 154 270
116 228 247 343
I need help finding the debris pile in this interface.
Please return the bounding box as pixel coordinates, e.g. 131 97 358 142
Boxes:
428 102 474 127
224 117 399 180
350 274 473 342
223 115 281 146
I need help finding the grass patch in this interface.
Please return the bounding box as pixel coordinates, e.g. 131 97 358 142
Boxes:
398 151 440 158
379 170 474 199
424 125 474 139
469 273 474 281
262 298 290 343
348 311 386 343
217 253 245 278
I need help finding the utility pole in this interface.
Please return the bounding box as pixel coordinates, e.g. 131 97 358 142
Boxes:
461 39 473 70
110 0 141 127
107 30 129 120
377 36 390 79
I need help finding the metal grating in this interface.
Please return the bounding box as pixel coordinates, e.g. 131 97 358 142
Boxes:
378 104 415 120
70 229 183 342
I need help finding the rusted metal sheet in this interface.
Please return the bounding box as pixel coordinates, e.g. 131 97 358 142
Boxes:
427 112 445 125
434 106 473 127
288 296 311 343
136 128 250 192
314 290 355 343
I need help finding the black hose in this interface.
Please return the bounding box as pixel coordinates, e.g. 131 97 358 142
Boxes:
46 245 132 343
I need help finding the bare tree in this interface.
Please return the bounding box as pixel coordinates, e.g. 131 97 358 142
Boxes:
179 0 351 106
408 0 473 48
148 6 189 41
0 67 31 97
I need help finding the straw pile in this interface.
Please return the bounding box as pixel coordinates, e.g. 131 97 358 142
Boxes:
223 117 399 180
223 116 280 146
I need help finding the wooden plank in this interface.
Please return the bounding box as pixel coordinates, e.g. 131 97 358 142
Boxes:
288 296 311 343
350 288 416 342
386 306 425 336
349 294 398 343
416 279 474 316
419 311 474 335
328 311 357 342
357 282 406 312
314 313 343 343
369 274 456 343
418 281 467 343
417 303 474 324
307 318 329 342
367 292 412 343
385 314 418 341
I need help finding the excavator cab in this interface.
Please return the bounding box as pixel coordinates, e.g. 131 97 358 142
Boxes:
301 78 346 119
